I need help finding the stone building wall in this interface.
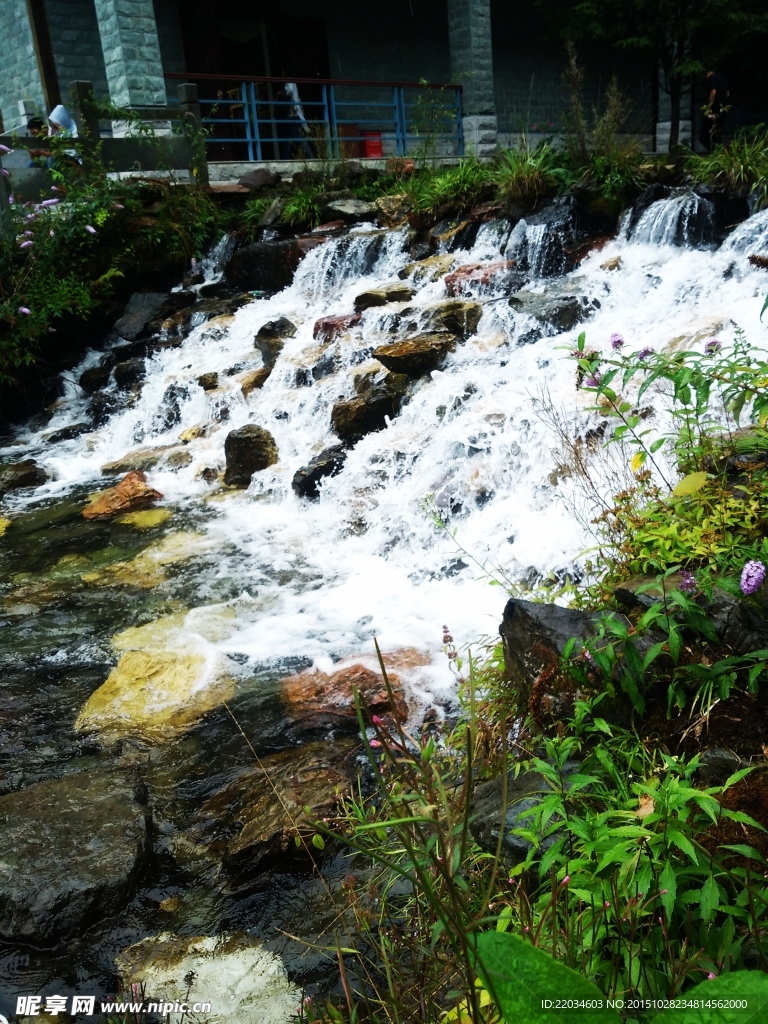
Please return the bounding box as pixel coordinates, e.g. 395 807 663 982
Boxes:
44 0 110 105
0 1 45 133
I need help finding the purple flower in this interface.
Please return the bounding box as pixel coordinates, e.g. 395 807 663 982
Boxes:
678 570 697 593
48 327 57 333
704 338 722 355
0 144 10 155
18 306 30 315
584 373 601 388
49 230 54 237
40 198 59 207
85 224 96 234
0 168 9 177
8 194 14 204
583 648 595 665
707 973 716 980
19 240 33 249
740 560 766 596
611 332 625 350
23 230 32 236
637 347 655 361
25 214 36 222
51 185 59 192
113 203 124 210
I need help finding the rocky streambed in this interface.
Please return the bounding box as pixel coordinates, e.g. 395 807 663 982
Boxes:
1 184 768 1015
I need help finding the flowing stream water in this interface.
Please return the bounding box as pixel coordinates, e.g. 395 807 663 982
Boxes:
1 194 768 1010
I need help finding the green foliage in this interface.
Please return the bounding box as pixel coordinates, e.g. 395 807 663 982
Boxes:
688 127 768 204
493 143 572 209
240 196 272 239
408 157 492 214
282 186 322 227
409 79 459 167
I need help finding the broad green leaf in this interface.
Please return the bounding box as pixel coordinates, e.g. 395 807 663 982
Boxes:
651 970 768 1023
672 472 708 496
659 859 677 917
699 873 720 923
474 931 621 1024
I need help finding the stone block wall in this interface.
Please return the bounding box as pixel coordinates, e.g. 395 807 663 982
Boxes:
45 0 110 105
0 1 45 133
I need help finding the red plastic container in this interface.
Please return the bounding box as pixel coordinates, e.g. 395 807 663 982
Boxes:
361 131 383 158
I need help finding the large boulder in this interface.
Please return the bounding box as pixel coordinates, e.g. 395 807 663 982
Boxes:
189 741 356 874
79 362 111 395
113 291 170 341
0 459 48 496
254 316 297 368
282 661 408 725
239 367 271 397
292 444 349 499
0 770 151 943
238 167 280 191
100 444 186 475
508 290 598 334
113 358 146 390
323 197 376 223
313 312 362 342
422 299 483 338
375 193 413 228
354 282 415 312
399 253 457 284
331 385 402 442
373 332 457 377
225 239 308 293
500 597 595 699
224 425 278 486
82 471 163 519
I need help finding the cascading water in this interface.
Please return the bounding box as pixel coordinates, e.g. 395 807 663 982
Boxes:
626 189 717 248
2 193 768 1004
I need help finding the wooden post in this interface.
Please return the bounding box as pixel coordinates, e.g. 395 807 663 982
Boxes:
178 83 209 186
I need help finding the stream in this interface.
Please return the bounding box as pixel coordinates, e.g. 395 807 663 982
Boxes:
1 191 768 1016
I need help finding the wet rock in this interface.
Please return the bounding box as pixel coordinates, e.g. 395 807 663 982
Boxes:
469 200 507 222
428 219 480 251
292 444 349 499
75 647 235 744
422 299 483 338
331 386 402 442
79 363 111 394
312 219 346 235
90 389 120 426
259 196 285 227
313 312 363 342
43 421 91 443
445 260 517 297
500 597 595 699
113 358 146 390
238 167 280 191
375 193 413 228
254 316 296 367
323 197 376 223
225 239 308 293
82 471 163 520
82 530 211 589
197 371 219 391
117 932 300 1024
354 282 415 311
508 291 597 333
0 769 151 943
399 253 457 284
0 459 48 496
311 346 340 381
224 425 278 487
373 332 457 377
239 367 271 397
283 662 408 725
100 444 186 475
191 741 356 873
113 291 170 341
149 294 247 341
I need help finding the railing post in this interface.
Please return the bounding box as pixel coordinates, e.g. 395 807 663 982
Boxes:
393 86 404 156
455 87 464 157
248 81 262 161
327 84 339 159
177 82 209 186
240 80 254 162
69 80 101 168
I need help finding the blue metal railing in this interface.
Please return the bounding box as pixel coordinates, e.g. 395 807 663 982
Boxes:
165 73 463 161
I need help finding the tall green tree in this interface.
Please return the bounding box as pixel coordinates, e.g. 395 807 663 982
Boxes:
539 0 768 148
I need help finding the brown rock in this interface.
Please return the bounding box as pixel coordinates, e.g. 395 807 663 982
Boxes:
100 444 184 475
354 282 415 311
384 158 415 176
374 193 413 228
331 387 402 442
313 312 363 342
283 662 408 723
399 253 457 284
190 741 356 873
0 459 48 496
223 425 278 487
197 372 219 391
445 260 516 297
423 299 483 338
373 332 457 377
240 368 271 398
83 471 163 520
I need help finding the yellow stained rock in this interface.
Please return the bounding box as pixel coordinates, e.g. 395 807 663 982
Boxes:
0 517 12 536
116 508 173 529
75 647 234 743
114 605 236 652
81 531 209 588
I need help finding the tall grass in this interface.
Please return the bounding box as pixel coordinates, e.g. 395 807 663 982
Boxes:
688 126 768 203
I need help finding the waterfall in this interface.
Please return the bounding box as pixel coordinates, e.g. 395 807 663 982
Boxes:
628 190 716 248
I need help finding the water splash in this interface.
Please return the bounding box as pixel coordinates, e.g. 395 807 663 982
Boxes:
629 190 716 248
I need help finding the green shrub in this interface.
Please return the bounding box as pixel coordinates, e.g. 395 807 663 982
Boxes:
688 127 768 203
493 143 572 209
282 186 322 227
409 157 493 214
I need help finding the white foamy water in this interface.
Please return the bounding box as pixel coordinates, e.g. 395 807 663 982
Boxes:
4 199 768 707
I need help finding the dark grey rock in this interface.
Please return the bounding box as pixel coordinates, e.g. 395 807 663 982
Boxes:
225 239 306 293
90 390 120 426
113 292 169 342
224 425 279 487
0 459 48 496
508 291 598 334
331 386 403 442
197 372 219 391
79 363 111 395
113 358 146 390
500 597 595 698
0 770 151 943
44 422 92 444
238 167 280 191
323 198 376 223
292 444 349 499
373 332 457 377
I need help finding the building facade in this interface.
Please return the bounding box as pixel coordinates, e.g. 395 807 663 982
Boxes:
1 0 653 154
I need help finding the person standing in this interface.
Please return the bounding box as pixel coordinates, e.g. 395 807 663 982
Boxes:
277 72 313 160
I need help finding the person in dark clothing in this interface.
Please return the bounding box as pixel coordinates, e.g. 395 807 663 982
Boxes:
701 70 730 151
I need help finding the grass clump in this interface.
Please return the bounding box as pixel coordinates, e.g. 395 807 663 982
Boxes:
688 126 768 204
282 186 322 227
